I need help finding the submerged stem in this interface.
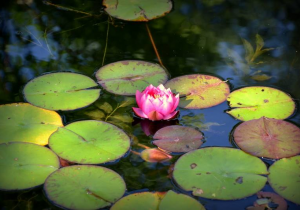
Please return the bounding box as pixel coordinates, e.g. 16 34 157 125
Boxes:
102 17 110 66
146 23 163 67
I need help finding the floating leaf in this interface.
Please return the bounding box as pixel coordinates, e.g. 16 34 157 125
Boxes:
246 191 287 210
44 165 126 209
268 156 300 205
159 190 206 210
96 60 168 95
23 72 100 111
173 147 268 200
0 103 63 145
111 191 163 210
111 190 205 210
140 148 172 163
152 125 203 153
227 86 295 121
49 120 130 164
233 117 300 159
103 0 172 21
165 74 230 109
0 142 59 190
251 74 272 81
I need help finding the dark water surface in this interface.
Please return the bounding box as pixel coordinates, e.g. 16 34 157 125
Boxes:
1 0 300 209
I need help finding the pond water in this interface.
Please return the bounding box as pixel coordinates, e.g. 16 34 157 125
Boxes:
1 0 300 209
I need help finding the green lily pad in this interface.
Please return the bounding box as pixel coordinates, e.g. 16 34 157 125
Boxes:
95 60 168 95
233 117 300 159
23 72 101 111
0 142 60 190
226 86 295 121
173 147 268 200
153 125 204 153
159 190 206 210
0 103 63 145
164 74 230 109
44 165 126 209
268 156 300 204
103 0 172 22
111 190 205 210
49 120 130 164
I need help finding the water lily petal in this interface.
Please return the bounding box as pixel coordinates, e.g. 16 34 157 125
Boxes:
132 107 148 119
141 95 156 114
163 110 179 120
136 90 143 108
170 94 179 112
147 110 164 121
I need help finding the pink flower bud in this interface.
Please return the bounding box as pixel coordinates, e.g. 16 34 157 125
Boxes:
132 84 179 121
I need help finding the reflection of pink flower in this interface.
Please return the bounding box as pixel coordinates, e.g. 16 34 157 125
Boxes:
133 84 179 121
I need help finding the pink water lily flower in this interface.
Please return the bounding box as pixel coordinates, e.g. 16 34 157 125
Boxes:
133 84 179 121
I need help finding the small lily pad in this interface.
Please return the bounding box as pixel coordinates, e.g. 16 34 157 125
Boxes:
153 125 204 153
173 147 268 200
164 74 230 109
95 60 168 95
111 190 205 210
0 103 63 145
103 0 172 22
49 120 130 164
268 156 300 204
233 117 300 159
0 142 60 190
23 72 101 111
226 86 295 121
44 165 126 209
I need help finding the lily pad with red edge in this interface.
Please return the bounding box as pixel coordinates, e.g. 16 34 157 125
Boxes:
23 72 101 111
44 165 126 210
0 103 63 145
233 117 300 159
95 60 168 95
0 142 60 191
268 156 300 205
111 190 205 210
49 120 130 164
173 147 268 200
103 0 172 22
152 125 204 153
164 74 230 109
226 86 295 121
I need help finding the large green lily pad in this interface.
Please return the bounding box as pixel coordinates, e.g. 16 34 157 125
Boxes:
111 190 205 210
268 156 300 204
233 117 300 159
164 74 230 109
44 165 126 209
95 60 168 95
153 125 204 153
49 120 130 164
23 72 100 111
0 142 60 190
0 103 63 145
226 86 295 121
103 0 172 21
173 147 268 200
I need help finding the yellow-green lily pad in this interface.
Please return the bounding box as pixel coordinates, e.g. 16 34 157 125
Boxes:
0 103 63 145
226 86 295 121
